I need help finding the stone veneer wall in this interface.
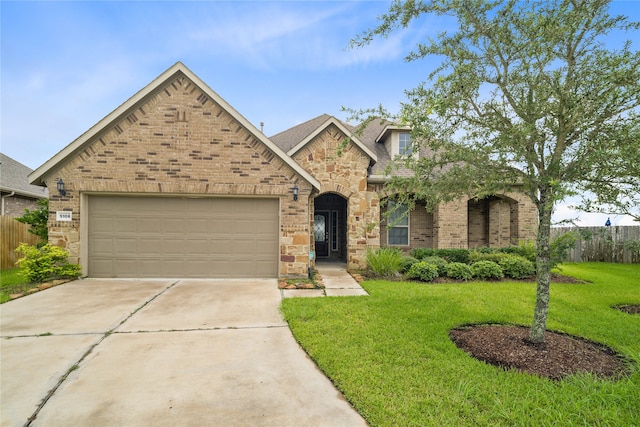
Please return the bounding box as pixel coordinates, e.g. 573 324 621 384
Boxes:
291 124 379 270
44 73 312 277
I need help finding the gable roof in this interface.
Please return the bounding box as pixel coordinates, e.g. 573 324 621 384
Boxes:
271 114 377 161
0 153 49 199
29 62 320 192
270 114 332 153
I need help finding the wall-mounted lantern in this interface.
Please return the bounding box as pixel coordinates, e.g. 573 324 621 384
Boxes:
292 184 299 201
57 178 66 196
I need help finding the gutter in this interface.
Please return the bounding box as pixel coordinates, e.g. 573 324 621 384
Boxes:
1 191 15 215
367 175 388 184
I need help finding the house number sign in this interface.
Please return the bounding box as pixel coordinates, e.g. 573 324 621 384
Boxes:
56 211 72 221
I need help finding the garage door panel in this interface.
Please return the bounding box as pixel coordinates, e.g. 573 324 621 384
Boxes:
115 218 138 233
90 237 114 255
115 238 138 254
88 196 279 278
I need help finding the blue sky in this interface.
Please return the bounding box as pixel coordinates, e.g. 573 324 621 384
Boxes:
1 1 638 225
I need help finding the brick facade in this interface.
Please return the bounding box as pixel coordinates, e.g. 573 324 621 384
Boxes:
0 194 42 217
379 193 536 252
44 73 314 277
33 63 538 279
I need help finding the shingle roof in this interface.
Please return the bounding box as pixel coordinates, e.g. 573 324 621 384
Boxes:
0 153 49 199
270 114 332 153
271 115 419 180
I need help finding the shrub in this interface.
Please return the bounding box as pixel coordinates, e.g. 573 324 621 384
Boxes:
471 261 504 280
498 254 536 279
550 232 579 268
446 262 473 281
435 248 470 264
409 248 435 260
15 243 82 283
366 248 404 278
400 256 419 273
469 250 510 264
421 256 449 275
624 239 640 256
501 241 537 262
407 261 439 282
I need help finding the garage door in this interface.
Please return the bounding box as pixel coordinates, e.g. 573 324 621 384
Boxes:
88 196 279 278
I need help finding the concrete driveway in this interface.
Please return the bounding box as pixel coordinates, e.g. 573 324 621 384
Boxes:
1 279 367 427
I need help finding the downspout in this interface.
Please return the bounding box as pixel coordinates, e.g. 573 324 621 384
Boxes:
1 191 15 216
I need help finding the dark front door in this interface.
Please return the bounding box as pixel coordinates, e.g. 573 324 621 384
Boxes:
314 212 330 258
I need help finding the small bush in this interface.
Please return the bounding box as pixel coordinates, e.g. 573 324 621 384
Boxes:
501 241 537 262
409 248 435 260
471 261 504 280
400 256 419 273
407 261 439 282
15 243 82 283
366 248 404 278
421 256 449 275
550 232 579 268
474 246 496 254
15 199 49 244
498 255 536 279
446 262 473 281
435 248 470 264
469 250 510 264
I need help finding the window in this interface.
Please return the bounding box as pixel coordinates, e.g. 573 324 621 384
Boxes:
387 201 409 246
398 132 412 156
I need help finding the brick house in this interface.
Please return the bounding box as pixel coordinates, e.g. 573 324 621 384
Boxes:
1 153 49 217
29 62 536 279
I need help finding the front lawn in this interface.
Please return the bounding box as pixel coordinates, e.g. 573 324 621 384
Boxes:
0 268 32 303
281 263 640 426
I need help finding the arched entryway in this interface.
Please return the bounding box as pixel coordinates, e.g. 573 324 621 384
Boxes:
313 193 348 261
468 195 519 248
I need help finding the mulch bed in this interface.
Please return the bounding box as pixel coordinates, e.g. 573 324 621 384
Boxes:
449 325 631 380
613 304 640 315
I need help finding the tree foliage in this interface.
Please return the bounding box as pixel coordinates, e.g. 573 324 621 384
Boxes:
16 198 49 243
350 0 640 342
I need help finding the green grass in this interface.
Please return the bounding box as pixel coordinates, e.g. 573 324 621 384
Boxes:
0 268 33 303
281 263 640 426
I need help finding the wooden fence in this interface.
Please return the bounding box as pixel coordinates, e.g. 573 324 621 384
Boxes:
550 226 640 264
1 216 40 270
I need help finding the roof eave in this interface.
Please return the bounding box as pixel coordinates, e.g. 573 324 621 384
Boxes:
375 125 411 144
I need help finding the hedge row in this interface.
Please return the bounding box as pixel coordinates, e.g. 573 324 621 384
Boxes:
367 244 537 282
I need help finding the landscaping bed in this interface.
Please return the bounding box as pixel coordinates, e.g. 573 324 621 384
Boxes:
450 324 630 380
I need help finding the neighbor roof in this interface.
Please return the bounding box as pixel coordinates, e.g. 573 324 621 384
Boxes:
29 62 320 192
0 153 49 199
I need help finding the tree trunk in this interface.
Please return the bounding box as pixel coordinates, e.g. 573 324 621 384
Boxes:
530 188 554 344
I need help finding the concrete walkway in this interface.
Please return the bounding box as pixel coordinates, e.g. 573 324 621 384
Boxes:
1 279 368 427
281 262 368 298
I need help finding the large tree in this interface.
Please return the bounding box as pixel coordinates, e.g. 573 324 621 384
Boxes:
351 0 640 342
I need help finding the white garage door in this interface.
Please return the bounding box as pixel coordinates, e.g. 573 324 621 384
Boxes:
88 196 279 278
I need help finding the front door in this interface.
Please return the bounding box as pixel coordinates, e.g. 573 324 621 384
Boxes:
314 211 330 258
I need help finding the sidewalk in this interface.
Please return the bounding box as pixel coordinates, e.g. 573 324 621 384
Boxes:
281 262 368 298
